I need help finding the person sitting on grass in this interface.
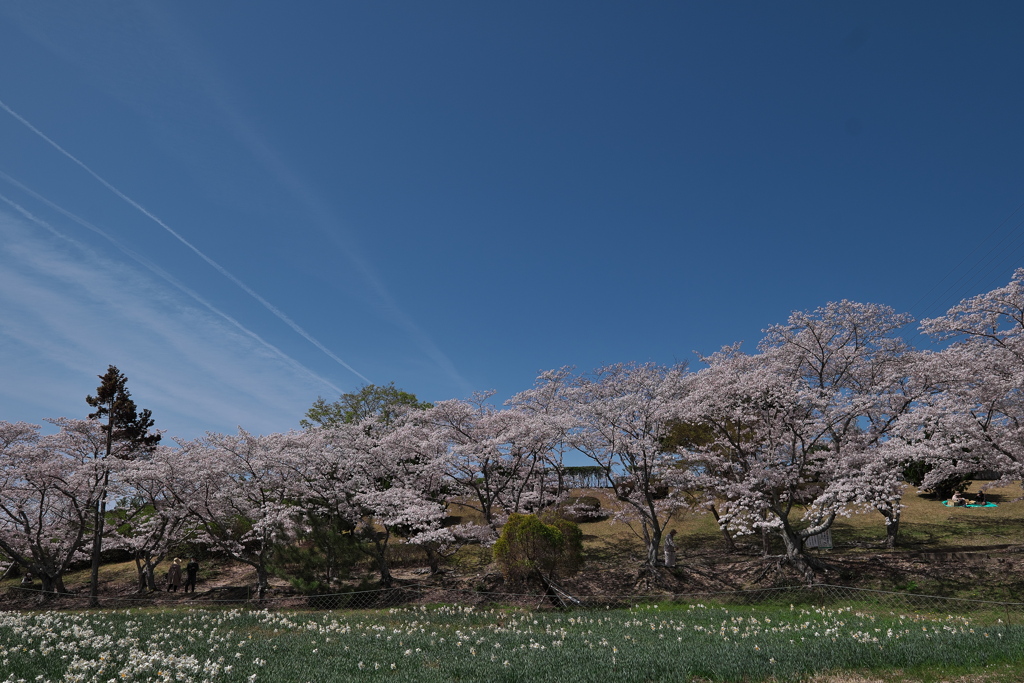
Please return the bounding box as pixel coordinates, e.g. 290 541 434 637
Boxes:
951 491 967 506
975 490 987 505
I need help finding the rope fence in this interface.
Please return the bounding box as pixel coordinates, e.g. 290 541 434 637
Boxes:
5 582 1024 622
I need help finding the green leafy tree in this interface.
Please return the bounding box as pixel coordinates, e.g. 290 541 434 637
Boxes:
300 382 436 586
270 512 361 594
85 365 160 606
301 383 432 428
493 512 583 605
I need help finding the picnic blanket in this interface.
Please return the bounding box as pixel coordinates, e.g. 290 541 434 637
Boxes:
942 500 998 508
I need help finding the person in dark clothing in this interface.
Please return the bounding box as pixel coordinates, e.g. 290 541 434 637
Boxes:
184 558 199 593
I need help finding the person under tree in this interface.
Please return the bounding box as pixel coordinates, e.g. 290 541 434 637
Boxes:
184 558 199 593
167 558 182 592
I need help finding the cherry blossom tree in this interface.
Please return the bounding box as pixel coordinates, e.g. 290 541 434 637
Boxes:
428 395 552 528
110 445 192 592
317 416 450 587
268 426 364 590
374 416 476 575
506 374 586 505
854 349 941 548
293 384 450 585
172 429 298 599
520 363 690 571
682 346 834 574
0 419 106 594
286 409 453 587
911 269 1024 487
681 301 915 578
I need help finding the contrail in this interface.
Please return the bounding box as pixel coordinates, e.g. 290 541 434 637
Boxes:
0 183 345 397
0 97 371 385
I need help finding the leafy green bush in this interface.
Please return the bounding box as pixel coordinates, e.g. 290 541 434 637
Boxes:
493 513 583 587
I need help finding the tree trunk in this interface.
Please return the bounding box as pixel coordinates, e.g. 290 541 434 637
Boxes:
133 553 160 592
644 522 662 569
38 572 66 595
89 470 111 607
367 530 393 588
425 546 441 574
709 505 736 551
377 553 393 588
135 557 147 593
779 528 816 583
778 512 835 584
255 567 269 601
881 507 901 549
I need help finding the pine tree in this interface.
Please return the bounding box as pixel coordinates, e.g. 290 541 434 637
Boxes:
85 365 160 606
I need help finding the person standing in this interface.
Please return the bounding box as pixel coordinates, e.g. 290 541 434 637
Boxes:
663 529 677 568
167 558 183 592
184 558 199 593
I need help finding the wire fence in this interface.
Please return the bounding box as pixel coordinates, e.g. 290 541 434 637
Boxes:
5 582 1024 623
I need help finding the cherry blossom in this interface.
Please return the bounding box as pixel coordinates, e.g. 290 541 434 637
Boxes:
681 301 915 577
518 363 690 570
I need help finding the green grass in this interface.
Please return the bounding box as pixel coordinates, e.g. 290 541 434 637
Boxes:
565 481 1024 559
3 602 1024 682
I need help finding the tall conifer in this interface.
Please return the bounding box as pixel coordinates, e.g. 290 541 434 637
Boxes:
85 365 160 606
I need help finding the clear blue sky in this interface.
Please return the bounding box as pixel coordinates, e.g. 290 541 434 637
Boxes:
1 2 1023 439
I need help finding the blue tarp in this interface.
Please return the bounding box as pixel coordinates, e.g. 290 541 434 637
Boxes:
942 500 998 508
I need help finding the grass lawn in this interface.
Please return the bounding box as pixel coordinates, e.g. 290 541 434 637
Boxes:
830 482 1024 551
557 481 1024 561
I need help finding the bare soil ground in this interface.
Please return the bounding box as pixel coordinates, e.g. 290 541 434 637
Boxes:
4 482 1024 609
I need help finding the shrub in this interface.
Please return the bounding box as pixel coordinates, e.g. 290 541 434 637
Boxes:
493 513 583 587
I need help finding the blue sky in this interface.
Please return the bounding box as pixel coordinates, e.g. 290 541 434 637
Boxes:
1 2 1023 439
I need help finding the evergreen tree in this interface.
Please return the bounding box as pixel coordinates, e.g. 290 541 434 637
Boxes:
493 511 583 606
85 365 160 606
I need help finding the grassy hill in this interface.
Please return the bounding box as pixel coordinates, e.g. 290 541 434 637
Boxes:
4 481 1023 604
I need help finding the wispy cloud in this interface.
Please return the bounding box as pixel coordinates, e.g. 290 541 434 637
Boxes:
213 106 473 395
125 5 474 395
0 173 342 396
0 4 470 396
0 97 371 385
0 208 336 437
